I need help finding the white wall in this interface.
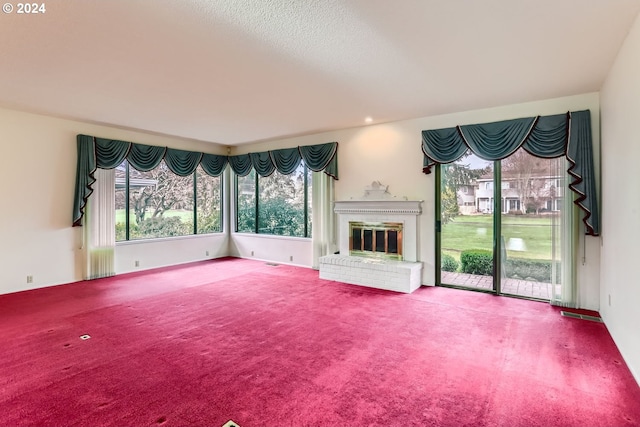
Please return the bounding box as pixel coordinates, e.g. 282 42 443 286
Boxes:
229 234 312 267
233 93 601 310
600 12 640 383
0 107 228 294
1 94 602 311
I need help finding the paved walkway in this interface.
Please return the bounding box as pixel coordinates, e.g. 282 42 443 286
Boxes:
441 271 553 300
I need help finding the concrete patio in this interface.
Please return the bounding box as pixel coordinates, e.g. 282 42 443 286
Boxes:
441 271 553 300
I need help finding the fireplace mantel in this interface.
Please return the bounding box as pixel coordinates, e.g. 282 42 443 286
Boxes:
320 197 423 293
334 200 422 215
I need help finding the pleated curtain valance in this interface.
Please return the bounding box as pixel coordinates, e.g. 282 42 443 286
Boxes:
72 135 229 226
228 142 339 178
73 135 338 226
421 110 599 236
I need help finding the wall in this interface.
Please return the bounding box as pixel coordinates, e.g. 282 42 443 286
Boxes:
0 107 228 295
1 93 602 310
600 12 640 383
233 93 601 310
115 168 231 275
229 234 312 267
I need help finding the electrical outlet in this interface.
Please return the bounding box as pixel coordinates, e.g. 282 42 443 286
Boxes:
206 250 209 257
251 251 254 256
289 256 293 262
608 294 611 306
26 275 33 284
135 260 140 267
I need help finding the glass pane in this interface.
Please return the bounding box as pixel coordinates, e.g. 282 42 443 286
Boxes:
257 163 306 236
363 230 373 251
306 167 313 236
440 152 494 290
196 166 221 233
375 230 385 252
115 161 127 242
352 228 362 250
500 149 564 300
128 161 193 240
388 230 398 254
236 170 256 233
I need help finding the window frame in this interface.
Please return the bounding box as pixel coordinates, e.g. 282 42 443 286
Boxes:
234 163 311 238
116 160 223 242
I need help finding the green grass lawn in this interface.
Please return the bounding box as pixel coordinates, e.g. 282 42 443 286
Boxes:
115 209 193 224
442 214 560 261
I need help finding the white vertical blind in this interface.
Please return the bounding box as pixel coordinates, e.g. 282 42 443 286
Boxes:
84 168 116 279
311 171 336 269
551 159 577 307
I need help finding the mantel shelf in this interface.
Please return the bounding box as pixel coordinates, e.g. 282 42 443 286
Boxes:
334 200 423 215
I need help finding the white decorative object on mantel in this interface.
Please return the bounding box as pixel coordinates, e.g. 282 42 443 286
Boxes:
356 180 406 200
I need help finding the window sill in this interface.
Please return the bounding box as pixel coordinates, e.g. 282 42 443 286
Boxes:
116 232 224 246
231 232 310 242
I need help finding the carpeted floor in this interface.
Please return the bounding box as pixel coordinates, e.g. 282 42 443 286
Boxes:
1 257 638 427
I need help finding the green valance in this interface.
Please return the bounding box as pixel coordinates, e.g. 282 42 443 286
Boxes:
72 136 97 227
201 153 228 176
73 135 228 226
165 149 204 177
421 110 599 236
95 138 130 168
250 152 276 177
300 142 338 179
227 142 339 179
128 144 166 172
566 111 599 237
228 154 253 177
269 148 302 175
73 136 339 226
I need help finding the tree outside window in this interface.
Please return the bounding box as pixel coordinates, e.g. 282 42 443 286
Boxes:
115 161 221 241
236 163 311 237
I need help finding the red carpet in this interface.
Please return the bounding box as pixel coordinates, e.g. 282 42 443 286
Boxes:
1 257 638 427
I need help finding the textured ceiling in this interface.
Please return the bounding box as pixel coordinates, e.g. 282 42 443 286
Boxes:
1 0 639 145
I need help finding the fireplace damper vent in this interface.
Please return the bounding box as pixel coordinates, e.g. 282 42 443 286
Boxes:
349 222 403 260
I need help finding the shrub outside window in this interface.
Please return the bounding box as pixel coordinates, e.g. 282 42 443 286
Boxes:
235 163 311 237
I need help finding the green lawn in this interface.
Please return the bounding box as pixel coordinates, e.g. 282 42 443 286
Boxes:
115 209 193 224
442 214 560 261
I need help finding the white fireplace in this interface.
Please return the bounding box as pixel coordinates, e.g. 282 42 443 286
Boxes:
319 185 423 293
334 199 421 262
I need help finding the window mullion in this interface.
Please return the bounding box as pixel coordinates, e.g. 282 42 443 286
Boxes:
125 161 130 241
254 172 259 234
219 173 223 232
493 160 501 295
303 165 308 238
193 171 198 234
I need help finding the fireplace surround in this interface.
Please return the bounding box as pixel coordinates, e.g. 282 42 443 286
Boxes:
319 194 423 293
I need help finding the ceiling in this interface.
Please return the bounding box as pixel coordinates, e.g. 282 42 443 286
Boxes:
1 0 639 146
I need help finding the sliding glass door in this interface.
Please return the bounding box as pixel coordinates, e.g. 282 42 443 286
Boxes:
439 152 495 292
499 149 565 299
438 149 568 300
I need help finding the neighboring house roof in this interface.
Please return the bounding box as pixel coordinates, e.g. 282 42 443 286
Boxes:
115 177 158 190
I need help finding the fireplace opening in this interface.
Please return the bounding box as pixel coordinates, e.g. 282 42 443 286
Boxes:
349 222 403 260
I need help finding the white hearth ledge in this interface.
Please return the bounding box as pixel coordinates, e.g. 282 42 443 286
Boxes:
319 255 422 294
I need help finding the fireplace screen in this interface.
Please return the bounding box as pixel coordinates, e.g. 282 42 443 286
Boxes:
349 222 403 260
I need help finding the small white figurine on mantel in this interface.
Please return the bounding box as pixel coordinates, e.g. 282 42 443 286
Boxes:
351 181 408 201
